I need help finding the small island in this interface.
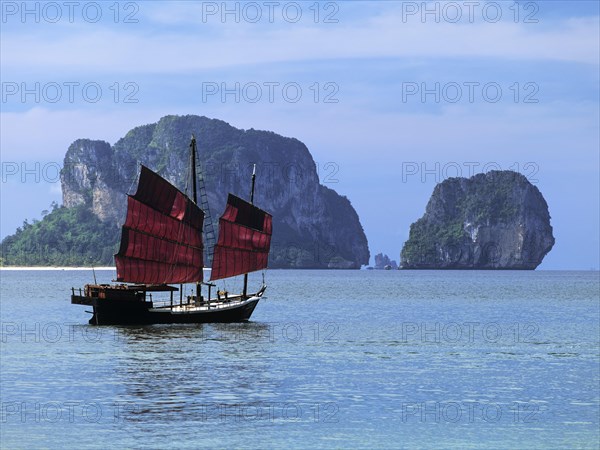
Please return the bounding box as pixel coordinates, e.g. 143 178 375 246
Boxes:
373 253 398 270
400 170 555 269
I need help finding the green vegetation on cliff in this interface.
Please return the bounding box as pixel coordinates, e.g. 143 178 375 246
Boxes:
1 204 119 266
401 219 465 264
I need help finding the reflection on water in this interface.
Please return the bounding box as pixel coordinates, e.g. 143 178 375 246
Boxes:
112 323 278 424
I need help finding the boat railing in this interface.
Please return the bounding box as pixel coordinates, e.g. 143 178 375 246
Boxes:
150 293 248 310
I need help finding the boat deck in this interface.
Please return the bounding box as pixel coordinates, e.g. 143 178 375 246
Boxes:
151 296 257 314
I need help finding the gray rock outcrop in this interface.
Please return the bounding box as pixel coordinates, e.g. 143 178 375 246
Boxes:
400 171 554 269
374 253 398 270
61 115 369 269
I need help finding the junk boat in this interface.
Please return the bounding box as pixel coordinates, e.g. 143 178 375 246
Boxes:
71 135 272 325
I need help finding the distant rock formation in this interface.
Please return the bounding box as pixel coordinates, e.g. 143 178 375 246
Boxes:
400 171 555 269
374 253 398 270
58 115 369 268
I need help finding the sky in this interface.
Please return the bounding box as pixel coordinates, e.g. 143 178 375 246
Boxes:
1 1 599 269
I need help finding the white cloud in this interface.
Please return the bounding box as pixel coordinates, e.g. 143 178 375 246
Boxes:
0 107 165 161
1 8 598 78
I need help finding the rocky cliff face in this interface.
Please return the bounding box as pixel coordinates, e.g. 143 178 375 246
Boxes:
61 115 369 269
400 171 554 269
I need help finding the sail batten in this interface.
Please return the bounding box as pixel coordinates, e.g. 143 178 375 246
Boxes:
115 165 204 284
210 194 272 281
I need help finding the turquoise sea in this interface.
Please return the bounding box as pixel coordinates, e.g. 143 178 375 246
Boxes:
0 269 599 449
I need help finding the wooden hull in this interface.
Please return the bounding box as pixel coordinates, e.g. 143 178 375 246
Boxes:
72 286 264 325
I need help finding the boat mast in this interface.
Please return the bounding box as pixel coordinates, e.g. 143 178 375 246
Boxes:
250 164 256 203
190 135 200 302
243 164 256 298
190 135 198 204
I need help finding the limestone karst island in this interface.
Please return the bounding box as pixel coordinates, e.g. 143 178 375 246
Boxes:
1 115 369 269
400 170 555 269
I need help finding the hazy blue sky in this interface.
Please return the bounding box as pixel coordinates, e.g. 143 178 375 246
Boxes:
1 1 598 269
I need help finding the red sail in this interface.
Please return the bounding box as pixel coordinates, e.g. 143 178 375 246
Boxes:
115 166 204 284
210 194 272 281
